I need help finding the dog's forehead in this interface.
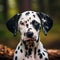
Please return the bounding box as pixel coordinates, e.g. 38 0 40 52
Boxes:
19 11 41 23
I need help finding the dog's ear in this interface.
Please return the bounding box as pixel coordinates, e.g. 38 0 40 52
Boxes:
6 14 21 36
37 12 53 36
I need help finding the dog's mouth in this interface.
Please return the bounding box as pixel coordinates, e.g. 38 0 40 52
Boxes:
24 37 35 41
23 37 35 48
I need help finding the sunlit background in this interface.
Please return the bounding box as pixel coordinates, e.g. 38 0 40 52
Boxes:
0 0 60 49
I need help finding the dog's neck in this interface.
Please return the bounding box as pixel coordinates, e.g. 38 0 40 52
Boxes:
20 37 44 58
21 38 39 58
22 37 40 50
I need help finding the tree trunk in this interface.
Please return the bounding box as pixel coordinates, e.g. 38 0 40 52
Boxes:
38 0 45 12
0 0 7 23
18 0 31 13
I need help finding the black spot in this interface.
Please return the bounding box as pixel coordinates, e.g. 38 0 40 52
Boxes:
27 56 29 58
38 49 40 53
20 43 22 46
45 58 48 60
33 15 35 17
23 59 25 60
25 52 28 57
25 12 30 15
15 56 17 60
25 52 29 58
34 47 36 55
38 49 43 59
39 53 43 59
15 51 18 54
18 46 20 50
27 20 29 21
25 48 32 57
25 21 27 23
31 43 34 47
36 39 39 43
20 21 22 24
28 48 32 56
22 40 28 50
36 37 39 43
26 24 28 28
29 17 31 20
24 33 26 36
43 52 45 56
20 49 23 53
38 53 43 59
32 20 40 31
28 28 32 31
32 11 34 13
23 40 26 44
25 46 28 50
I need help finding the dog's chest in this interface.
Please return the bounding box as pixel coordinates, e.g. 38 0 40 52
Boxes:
23 54 41 60
14 42 44 60
17 50 42 60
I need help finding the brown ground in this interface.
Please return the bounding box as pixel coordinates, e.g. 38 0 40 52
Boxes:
0 44 60 60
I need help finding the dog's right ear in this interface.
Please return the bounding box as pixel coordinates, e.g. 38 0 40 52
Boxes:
37 12 53 36
6 14 21 36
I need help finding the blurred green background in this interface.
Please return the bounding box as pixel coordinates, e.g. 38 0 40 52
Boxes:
0 0 60 49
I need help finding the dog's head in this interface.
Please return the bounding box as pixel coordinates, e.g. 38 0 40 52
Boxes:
6 11 53 42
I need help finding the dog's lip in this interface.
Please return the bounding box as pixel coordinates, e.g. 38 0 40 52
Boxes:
24 37 35 41
24 37 32 41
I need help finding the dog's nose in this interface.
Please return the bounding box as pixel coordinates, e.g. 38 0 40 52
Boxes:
26 32 33 38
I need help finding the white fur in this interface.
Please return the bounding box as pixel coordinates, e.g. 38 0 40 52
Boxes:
13 11 48 60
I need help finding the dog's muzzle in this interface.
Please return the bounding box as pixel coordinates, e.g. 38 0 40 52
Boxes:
24 32 33 38
24 32 35 41
26 32 33 38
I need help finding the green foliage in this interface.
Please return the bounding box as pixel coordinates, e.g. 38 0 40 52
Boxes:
0 0 60 48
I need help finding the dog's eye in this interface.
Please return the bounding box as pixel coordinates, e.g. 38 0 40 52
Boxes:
20 21 24 25
21 22 24 25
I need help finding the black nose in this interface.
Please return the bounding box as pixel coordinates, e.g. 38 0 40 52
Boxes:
26 32 33 38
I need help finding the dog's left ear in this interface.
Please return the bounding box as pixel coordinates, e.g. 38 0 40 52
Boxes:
6 14 21 36
37 12 53 36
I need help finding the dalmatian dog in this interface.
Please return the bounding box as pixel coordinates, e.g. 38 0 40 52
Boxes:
6 11 53 60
